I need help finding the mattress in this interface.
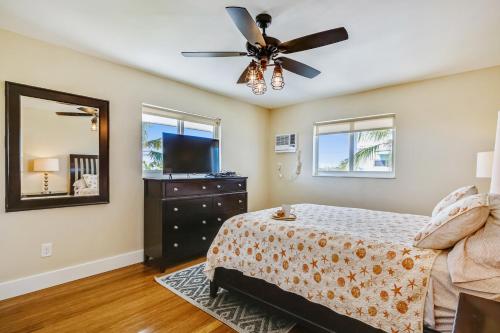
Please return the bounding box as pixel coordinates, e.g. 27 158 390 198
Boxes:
206 204 440 333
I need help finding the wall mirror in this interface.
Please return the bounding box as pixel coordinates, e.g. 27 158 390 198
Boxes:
5 82 109 212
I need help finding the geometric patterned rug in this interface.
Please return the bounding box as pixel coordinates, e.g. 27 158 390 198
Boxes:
155 262 296 333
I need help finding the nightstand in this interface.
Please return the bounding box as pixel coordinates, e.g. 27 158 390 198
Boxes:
452 293 500 333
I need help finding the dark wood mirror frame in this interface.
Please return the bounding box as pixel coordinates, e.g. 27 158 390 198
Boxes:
5 82 109 212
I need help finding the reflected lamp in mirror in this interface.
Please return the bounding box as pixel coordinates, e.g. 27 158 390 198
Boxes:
476 151 493 178
33 158 60 194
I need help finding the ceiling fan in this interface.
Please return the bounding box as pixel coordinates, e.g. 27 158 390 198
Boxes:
181 6 348 95
56 106 99 131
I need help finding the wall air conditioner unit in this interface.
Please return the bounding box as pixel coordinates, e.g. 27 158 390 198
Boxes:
275 133 297 153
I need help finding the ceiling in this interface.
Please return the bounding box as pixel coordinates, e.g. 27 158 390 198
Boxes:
1 0 499 108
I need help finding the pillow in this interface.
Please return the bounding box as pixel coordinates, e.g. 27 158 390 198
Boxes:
448 194 500 288
82 174 98 189
431 185 478 217
73 178 88 190
414 193 490 249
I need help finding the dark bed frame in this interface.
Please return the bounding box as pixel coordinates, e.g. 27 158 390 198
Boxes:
69 154 99 195
210 267 441 333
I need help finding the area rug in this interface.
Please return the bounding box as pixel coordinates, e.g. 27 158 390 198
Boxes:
155 262 296 333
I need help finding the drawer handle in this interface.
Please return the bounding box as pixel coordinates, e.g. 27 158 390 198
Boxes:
217 217 222 222
202 186 207 190
217 185 222 189
173 187 179 192
173 225 179 230
202 236 207 241
238 183 242 187
173 243 179 248
217 202 222 207
202 204 207 208
238 200 243 204
202 220 207 225
173 207 179 212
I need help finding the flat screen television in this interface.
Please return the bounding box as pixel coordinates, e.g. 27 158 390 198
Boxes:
162 133 220 174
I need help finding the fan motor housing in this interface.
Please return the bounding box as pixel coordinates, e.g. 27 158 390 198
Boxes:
246 13 281 61
256 13 272 29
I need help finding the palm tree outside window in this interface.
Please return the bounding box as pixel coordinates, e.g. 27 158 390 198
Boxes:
313 114 395 178
142 105 220 174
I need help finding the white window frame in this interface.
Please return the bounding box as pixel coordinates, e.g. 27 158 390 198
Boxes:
312 114 396 178
142 104 221 175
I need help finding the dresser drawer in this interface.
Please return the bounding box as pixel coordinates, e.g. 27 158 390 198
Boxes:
164 229 214 258
165 215 212 232
164 182 212 197
213 193 247 213
164 197 212 216
208 179 246 193
164 179 247 197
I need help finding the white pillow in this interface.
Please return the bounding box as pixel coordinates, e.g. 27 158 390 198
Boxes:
414 193 490 249
73 179 88 190
82 174 98 189
447 194 500 290
431 185 478 217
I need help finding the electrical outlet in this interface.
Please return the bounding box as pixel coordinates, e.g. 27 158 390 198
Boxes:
41 243 52 257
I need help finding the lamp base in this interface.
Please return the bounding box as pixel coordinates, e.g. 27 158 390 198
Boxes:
42 172 50 194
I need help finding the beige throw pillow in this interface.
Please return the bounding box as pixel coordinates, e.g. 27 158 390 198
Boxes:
82 174 98 189
431 185 478 217
414 193 490 249
448 194 500 287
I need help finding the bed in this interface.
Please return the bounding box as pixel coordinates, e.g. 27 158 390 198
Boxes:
69 154 99 196
205 204 498 333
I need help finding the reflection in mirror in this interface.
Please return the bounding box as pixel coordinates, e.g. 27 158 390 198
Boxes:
20 96 100 200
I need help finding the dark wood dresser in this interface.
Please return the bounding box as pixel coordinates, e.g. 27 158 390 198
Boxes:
143 176 247 271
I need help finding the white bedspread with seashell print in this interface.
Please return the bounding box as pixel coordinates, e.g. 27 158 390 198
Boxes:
205 204 440 333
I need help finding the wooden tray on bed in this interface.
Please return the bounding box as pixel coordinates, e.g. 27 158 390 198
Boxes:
271 213 297 221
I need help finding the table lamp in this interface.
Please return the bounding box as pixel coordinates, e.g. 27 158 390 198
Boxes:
33 158 59 193
476 151 493 178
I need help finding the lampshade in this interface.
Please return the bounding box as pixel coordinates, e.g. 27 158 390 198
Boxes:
476 151 493 178
33 158 59 172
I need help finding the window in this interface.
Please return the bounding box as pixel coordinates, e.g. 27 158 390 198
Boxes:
313 114 395 178
142 105 220 173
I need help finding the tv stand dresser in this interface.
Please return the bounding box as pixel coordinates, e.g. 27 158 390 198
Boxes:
143 176 247 271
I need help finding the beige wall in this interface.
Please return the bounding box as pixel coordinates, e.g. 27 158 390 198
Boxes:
0 29 270 282
269 66 500 215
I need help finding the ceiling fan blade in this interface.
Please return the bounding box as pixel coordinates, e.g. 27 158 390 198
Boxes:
182 52 247 57
77 106 98 114
276 57 321 78
226 7 266 47
237 65 250 84
279 27 348 54
56 112 92 117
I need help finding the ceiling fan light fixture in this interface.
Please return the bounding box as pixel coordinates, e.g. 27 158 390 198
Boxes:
252 68 267 95
245 60 258 87
271 64 285 90
91 116 98 131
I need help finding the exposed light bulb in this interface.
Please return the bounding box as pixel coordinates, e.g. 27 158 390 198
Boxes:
271 64 285 90
91 116 98 131
252 68 267 95
245 60 258 87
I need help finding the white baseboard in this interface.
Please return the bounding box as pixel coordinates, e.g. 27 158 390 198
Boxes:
0 249 144 301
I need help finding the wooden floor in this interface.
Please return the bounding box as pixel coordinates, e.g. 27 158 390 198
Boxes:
0 257 307 333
